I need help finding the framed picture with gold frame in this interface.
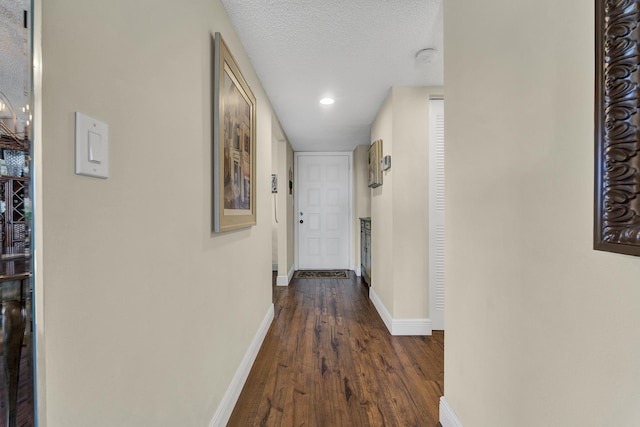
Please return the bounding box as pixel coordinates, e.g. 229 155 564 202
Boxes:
213 32 257 232
368 139 383 188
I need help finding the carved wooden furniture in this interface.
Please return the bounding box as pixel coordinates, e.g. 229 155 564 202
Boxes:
360 218 371 286
594 0 640 255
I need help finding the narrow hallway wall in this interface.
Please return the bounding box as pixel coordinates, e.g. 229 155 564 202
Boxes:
444 1 640 425
39 0 277 425
370 86 443 333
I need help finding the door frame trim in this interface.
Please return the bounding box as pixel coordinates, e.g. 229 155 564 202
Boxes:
294 152 353 271
428 97 445 330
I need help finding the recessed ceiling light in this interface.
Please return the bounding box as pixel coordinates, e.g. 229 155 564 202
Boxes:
320 97 335 105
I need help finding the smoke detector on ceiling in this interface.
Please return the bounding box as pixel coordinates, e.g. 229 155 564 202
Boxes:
415 48 437 65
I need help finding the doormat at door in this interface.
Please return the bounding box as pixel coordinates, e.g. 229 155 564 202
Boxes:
294 270 349 279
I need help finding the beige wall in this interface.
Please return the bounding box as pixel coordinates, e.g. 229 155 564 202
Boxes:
272 137 278 268
370 86 442 320
444 1 640 425
286 142 294 272
276 134 294 280
371 92 394 311
38 0 274 425
271 116 294 281
353 144 371 271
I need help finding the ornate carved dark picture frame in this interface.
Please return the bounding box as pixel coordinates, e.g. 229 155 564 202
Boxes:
595 0 640 255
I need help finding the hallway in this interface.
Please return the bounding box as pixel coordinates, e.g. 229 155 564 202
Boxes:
228 273 444 426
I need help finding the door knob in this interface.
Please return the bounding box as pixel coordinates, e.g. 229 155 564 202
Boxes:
300 220 304 224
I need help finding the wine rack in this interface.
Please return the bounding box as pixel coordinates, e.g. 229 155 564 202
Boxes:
0 135 30 256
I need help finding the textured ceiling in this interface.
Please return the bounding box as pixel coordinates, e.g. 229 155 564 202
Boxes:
221 0 443 152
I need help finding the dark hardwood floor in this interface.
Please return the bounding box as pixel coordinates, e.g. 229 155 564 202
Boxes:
0 339 35 427
228 272 444 426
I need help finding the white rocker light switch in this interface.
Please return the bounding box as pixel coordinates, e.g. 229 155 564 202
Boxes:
75 112 109 178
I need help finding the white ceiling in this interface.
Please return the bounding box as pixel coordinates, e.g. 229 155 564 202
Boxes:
221 0 443 152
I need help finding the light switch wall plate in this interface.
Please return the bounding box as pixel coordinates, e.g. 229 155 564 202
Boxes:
75 112 109 178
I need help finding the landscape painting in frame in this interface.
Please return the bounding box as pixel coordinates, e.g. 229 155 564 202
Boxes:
213 32 257 232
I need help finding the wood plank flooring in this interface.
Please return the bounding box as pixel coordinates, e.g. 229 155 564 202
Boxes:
228 272 444 426
0 339 35 427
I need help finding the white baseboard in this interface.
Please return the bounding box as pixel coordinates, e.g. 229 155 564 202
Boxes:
369 288 393 332
440 397 463 427
276 264 294 286
369 288 432 336
208 304 275 427
393 318 432 335
355 266 361 276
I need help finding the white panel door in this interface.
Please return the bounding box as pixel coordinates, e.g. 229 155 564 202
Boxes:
429 99 445 330
297 154 350 269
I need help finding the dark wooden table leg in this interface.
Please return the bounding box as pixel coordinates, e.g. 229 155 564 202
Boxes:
2 299 26 427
